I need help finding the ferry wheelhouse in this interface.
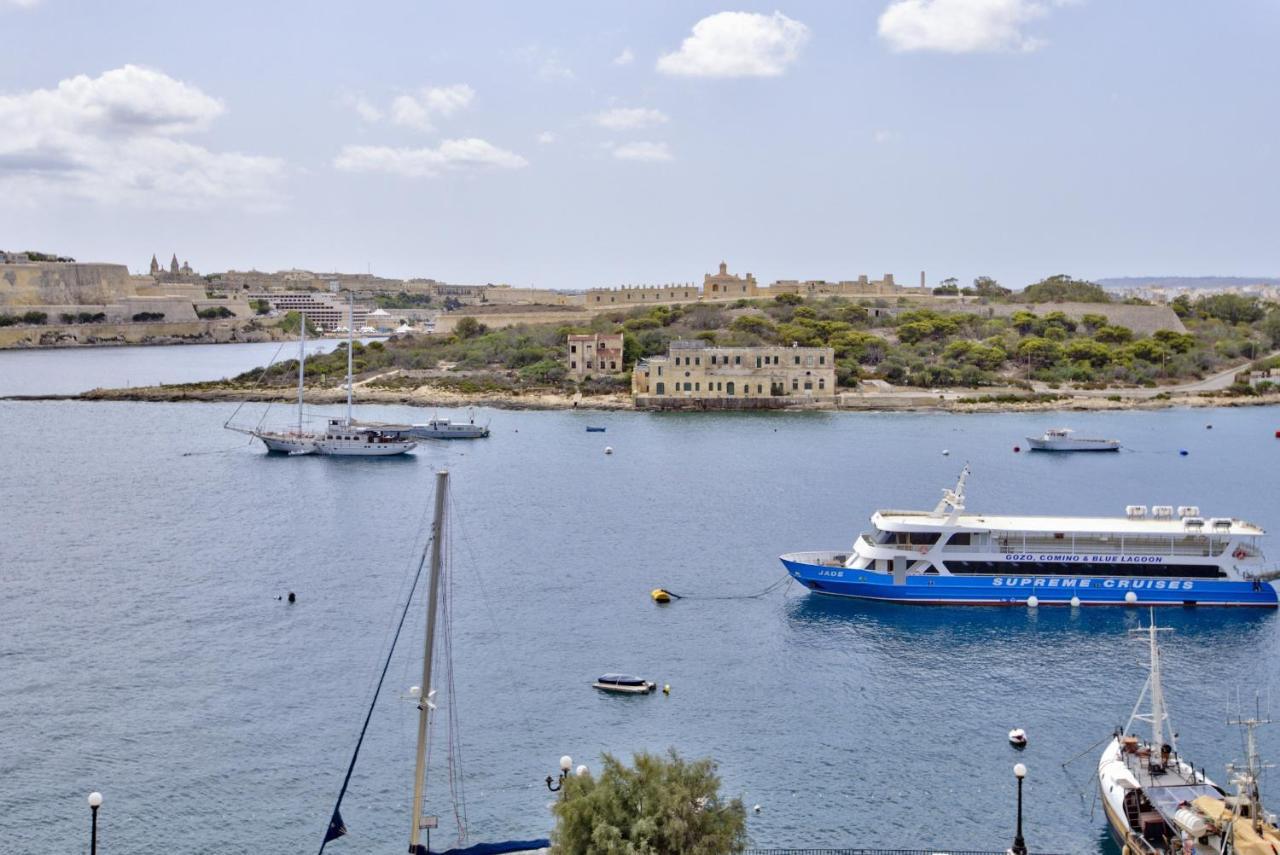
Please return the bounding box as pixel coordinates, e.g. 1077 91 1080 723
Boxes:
780 467 1278 607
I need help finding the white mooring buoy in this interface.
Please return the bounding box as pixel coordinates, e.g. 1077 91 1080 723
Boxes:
604 446 613 455
1125 591 1138 604
1070 595 1081 608
1027 595 1039 608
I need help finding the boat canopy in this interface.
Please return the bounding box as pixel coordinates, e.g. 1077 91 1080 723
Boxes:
1145 784 1222 820
597 674 646 685
427 840 550 855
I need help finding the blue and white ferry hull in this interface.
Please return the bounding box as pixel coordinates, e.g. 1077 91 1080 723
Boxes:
780 552 1279 607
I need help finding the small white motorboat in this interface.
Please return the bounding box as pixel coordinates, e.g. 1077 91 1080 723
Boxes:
1008 728 1027 748
1026 427 1120 452
593 674 656 695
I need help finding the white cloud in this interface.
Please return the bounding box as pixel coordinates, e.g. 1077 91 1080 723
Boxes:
388 84 475 131
0 65 282 207
613 141 673 163
333 139 528 178
536 131 556 144
613 48 635 66
517 46 574 81
593 107 669 131
657 11 809 78
878 0 1060 53
2 0 43 8
342 92 383 123
873 129 897 144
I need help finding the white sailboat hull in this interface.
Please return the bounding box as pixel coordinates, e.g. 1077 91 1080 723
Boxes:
256 431 416 456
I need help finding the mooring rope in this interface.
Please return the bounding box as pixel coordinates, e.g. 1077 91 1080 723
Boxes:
661 575 793 601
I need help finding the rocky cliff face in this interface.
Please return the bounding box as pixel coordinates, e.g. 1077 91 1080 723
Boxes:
0 263 135 307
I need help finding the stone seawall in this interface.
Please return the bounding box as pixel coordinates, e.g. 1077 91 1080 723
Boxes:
0 319 283 348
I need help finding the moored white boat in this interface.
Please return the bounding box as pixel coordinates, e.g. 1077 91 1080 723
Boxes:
1026 427 1120 452
226 294 416 457
1096 617 1280 854
781 467 1278 606
593 674 656 694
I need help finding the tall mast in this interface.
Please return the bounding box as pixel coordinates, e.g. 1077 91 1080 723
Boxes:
346 291 354 426
1147 620 1165 750
409 470 448 854
298 308 306 435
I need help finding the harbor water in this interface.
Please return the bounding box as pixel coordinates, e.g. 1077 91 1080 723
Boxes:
3 348 1279 854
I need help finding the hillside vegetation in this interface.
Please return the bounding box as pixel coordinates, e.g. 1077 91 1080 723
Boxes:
233 281 1280 396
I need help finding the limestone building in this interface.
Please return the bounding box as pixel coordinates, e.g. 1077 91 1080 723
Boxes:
632 340 836 404
247 290 370 331
702 261 759 297
567 332 624 378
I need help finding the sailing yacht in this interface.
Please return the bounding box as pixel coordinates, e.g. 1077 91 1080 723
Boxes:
227 295 416 456
319 471 549 855
1096 616 1280 854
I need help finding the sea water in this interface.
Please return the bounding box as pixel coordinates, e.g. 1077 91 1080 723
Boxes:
2 356 1279 854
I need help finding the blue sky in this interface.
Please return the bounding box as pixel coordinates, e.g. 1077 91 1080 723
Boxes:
1 0 1277 289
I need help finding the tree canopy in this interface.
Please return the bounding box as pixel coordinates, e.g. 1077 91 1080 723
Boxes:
550 750 747 855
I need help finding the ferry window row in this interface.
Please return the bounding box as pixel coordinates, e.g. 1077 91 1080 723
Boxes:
942 560 1226 579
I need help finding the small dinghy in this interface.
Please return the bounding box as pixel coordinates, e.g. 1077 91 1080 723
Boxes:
585 426 607 433
1008 728 1027 748
593 674 655 695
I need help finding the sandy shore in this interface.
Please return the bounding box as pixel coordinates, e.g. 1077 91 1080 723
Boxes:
7 382 1279 414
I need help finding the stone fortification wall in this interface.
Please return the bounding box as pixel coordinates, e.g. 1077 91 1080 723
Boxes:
0 263 135 308
0 318 281 349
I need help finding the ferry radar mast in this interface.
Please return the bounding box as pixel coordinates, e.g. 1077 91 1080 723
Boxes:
933 464 970 520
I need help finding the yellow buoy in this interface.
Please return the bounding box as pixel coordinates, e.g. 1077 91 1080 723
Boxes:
663 684 671 695
651 588 672 604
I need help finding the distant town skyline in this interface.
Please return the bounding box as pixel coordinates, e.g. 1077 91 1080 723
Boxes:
1 1 1277 290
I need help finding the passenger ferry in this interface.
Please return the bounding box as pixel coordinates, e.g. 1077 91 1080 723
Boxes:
780 467 1278 607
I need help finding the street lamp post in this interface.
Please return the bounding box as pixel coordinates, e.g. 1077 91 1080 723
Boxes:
88 791 102 855
546 755 573 792
1011 763 1027 855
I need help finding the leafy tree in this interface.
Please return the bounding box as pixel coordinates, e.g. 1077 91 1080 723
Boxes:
1019 274 1112 303
1170 295 1193 318
1152 329 1196 353
249 298 272 315
972 276 1011 298
197 306 235 319
773 292 803 306
1040 310 1077 333
1063 338 1113 368
278 311 319 336
1262 310 1280 348
550 750 746 855
1127 339 1169 364
729 315 775 337
1080 313 1108 331
1015 336 1062 368
1195 293 1265 325
1094 325 1134 344
454 316 486 339
1010 310 1039 335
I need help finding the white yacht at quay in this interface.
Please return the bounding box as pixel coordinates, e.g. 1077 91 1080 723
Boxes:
1097 618 1280 854
226 295 416 457
1026 427 1121 452
780 466 1279 606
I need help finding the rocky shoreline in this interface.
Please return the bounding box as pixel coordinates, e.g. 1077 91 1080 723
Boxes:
7 382 1280 414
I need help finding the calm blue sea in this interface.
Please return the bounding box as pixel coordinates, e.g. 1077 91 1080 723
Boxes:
3 347 1279 854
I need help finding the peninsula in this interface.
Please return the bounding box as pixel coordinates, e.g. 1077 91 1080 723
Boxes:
56 271 1280 414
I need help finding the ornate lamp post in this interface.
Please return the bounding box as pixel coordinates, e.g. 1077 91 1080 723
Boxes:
88 791 103 855
1010 763 1028 855
546 755 573 792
